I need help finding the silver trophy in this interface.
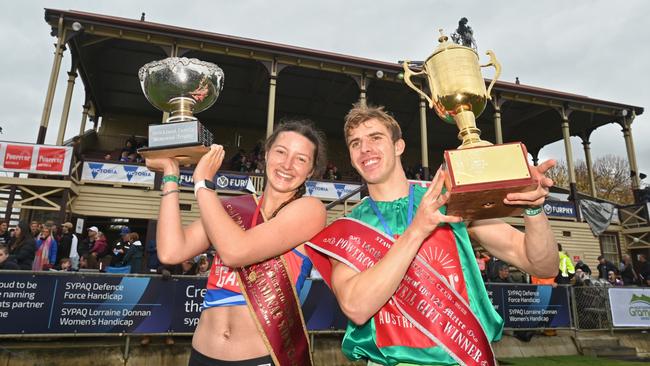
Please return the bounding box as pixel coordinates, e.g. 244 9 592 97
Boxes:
137 57 224 165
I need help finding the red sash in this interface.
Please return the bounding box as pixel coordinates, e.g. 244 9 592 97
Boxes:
221 195 312 366
306 217 496 366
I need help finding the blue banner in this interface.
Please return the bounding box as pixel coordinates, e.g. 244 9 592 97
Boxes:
542 201 576 218
486 283 571 328
304 181 361 200
300 279 348 330
1 273 571 334
179 170 255 193
0 272 190 334
0 273 344 335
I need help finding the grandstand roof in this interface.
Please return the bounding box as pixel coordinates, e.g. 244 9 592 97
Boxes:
43 8 644 165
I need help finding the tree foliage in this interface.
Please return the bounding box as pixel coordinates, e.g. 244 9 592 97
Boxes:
547 154 634 204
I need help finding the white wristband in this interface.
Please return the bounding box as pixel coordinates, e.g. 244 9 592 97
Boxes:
194 180 215 198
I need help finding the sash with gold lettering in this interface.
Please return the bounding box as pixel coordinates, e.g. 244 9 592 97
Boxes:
306 217 496 366
221 195 312 366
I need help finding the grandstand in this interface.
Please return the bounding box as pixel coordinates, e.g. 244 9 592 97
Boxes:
1 8 650 365
0 7 647 280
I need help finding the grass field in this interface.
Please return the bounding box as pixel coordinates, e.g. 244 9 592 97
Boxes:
500 356 649 365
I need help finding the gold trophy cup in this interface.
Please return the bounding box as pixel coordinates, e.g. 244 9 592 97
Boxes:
403 30 536 220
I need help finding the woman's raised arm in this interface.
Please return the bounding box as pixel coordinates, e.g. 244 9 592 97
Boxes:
147 157 211 264
197 191 326 267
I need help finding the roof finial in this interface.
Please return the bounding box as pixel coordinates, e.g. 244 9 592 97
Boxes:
437 28 449 43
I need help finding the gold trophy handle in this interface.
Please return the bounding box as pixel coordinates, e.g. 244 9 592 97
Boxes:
402 61 434 108
480 50 501 100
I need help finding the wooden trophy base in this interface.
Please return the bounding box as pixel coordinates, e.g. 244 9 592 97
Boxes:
138 144 210 166
443 142 537 220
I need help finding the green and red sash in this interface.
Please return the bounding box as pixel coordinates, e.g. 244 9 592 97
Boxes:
221 195 312 366
306 217 496 366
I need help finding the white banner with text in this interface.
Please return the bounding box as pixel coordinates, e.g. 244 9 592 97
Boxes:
81 162 155 187
609 287 650 327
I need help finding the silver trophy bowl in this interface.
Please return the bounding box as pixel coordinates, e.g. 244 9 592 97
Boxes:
139 57 224 123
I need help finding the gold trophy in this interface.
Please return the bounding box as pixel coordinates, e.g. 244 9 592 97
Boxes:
403 30 536 220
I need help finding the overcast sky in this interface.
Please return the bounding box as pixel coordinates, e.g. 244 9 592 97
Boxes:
1 0 648 182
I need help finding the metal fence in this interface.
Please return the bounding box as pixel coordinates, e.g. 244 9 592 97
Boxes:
571 285 613 330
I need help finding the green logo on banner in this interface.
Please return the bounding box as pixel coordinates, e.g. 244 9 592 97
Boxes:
630 294 650 306
629 294 650 319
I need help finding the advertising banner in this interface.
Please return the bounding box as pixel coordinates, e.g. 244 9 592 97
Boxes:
3 272 580 334
299 279 348 331
542 201 576 218
81 162 155 187
169 277 210 333
609 287 650 327
0 273 345 335
304 181 361 200
179 170 256 193
0 142 72 175
487 283 571 328
0 273 177 334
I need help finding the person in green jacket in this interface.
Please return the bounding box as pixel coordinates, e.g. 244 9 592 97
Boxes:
326 103 559 365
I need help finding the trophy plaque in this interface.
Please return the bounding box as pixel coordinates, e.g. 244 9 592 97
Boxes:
403 30 536 220
137 57 224 165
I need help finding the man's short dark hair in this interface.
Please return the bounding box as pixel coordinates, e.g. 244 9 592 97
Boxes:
597 255 605 261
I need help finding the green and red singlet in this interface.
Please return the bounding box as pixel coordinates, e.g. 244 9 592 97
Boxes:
307 185 503 366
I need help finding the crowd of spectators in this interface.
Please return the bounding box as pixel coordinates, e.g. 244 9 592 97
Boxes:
103 136 146 163
0 219 219 281
475 242 650 288
0 221 136 273
227 144 349 181
4 220 649 291
323 163 342 181
404 164 428 181
228 144 265 174
471 243 650 339
89 136 432 184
